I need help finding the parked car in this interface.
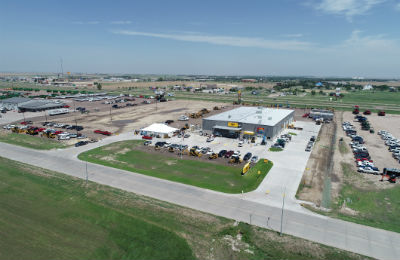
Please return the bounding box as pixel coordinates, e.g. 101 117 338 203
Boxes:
225 150 234 158
165 120 174 124
144 140 152 146
142 135 153 140
178 115 189 121
251 156 259 163
94 130 112 136
206 136 214 142
243 152 252 161
75 141 89 147
218 150 227 157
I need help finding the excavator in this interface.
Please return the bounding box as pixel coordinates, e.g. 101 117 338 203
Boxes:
11 127 26 134
229 155 243 164
190 147 202 157
168 146 175 153
208 153 218 160
41 131 56 138
241 162 251 175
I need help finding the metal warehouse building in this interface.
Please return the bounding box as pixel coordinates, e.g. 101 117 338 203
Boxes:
202 106 294 140
18 100 66 112
0 97 30 110
309 109 334 121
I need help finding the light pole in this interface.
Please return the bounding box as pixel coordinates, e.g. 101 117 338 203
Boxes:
280 186 286 236
85 161 88 185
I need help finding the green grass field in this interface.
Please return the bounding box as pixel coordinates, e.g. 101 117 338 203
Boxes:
0 132 67 150
78 140 272 193
308 163 400 233
0 157 369 260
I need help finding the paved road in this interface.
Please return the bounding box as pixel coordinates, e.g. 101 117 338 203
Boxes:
1 140 399 259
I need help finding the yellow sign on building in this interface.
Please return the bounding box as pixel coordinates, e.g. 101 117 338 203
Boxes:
227 122 239 127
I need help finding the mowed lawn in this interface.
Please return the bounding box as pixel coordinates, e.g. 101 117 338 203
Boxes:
78 140 273 193
0 157 194 260
0 132 67 150
0 157 369 260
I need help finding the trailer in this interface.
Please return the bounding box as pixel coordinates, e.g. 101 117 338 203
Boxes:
48 108 69 116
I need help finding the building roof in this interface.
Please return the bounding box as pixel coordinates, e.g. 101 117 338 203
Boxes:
1 97 30 104
212 125 242 131
18 100 64 110
204 107 294 127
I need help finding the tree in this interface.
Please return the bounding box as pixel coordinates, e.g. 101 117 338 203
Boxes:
97 83 102 90
311 90 316 96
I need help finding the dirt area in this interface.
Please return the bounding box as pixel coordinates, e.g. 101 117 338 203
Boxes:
298 111 400 206
297 119 336 206
1 99 228 141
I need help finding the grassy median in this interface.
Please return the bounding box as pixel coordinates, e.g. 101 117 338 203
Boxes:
78 140 273 194
0 132 67 150
0 157 369 260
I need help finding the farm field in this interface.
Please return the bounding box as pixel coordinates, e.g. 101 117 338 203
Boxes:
78 140 273 194
0 156 370 260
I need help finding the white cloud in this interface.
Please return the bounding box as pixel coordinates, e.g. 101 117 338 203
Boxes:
72 21 99 25
316 0 385 20
281 33 303 38
111 30 313 51
396 2 400 10
110 21 132 25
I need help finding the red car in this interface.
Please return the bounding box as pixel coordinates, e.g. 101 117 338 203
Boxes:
142 135 153 140
224 150 234 158
63 105 70 108
94 130 112 136
54 131 63 135
20 121 33 125
302 113 310 118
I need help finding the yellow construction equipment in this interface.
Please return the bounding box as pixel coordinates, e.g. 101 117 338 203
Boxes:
241 162 251 175
200 108 210 114
41 132 55 138
11 127 26 133
229 156 243 164
168 147 175 153
208 153 218 160
190 147 202 157
155 145 161 150
213 106 220 110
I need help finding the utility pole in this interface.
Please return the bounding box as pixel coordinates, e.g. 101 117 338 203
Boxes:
109 106 112 124
85 161 88 185
280 186 286 236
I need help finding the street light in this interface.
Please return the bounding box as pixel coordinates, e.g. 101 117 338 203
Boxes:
280 186 286 236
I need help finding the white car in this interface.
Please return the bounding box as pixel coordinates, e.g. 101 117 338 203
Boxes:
3 124 15 129
206 136 214 142
238 141 244 147
178 115 189 121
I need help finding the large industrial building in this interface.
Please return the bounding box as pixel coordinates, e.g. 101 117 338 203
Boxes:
202 106 294 139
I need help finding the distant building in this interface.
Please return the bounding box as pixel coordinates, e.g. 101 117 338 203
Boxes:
241 79 257 83
0 97 30 110
315 82 324 87
309 109 334 121
363 84 373 90
18 100 66 112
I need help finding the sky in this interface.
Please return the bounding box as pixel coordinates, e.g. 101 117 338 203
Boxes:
0 0 399 78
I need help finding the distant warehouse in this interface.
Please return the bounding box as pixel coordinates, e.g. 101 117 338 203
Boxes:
202 106 294 139
0 97 30 110
309 109 334 121
18 100 66 112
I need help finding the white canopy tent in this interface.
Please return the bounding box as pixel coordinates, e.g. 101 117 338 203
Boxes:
141 123 178 135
